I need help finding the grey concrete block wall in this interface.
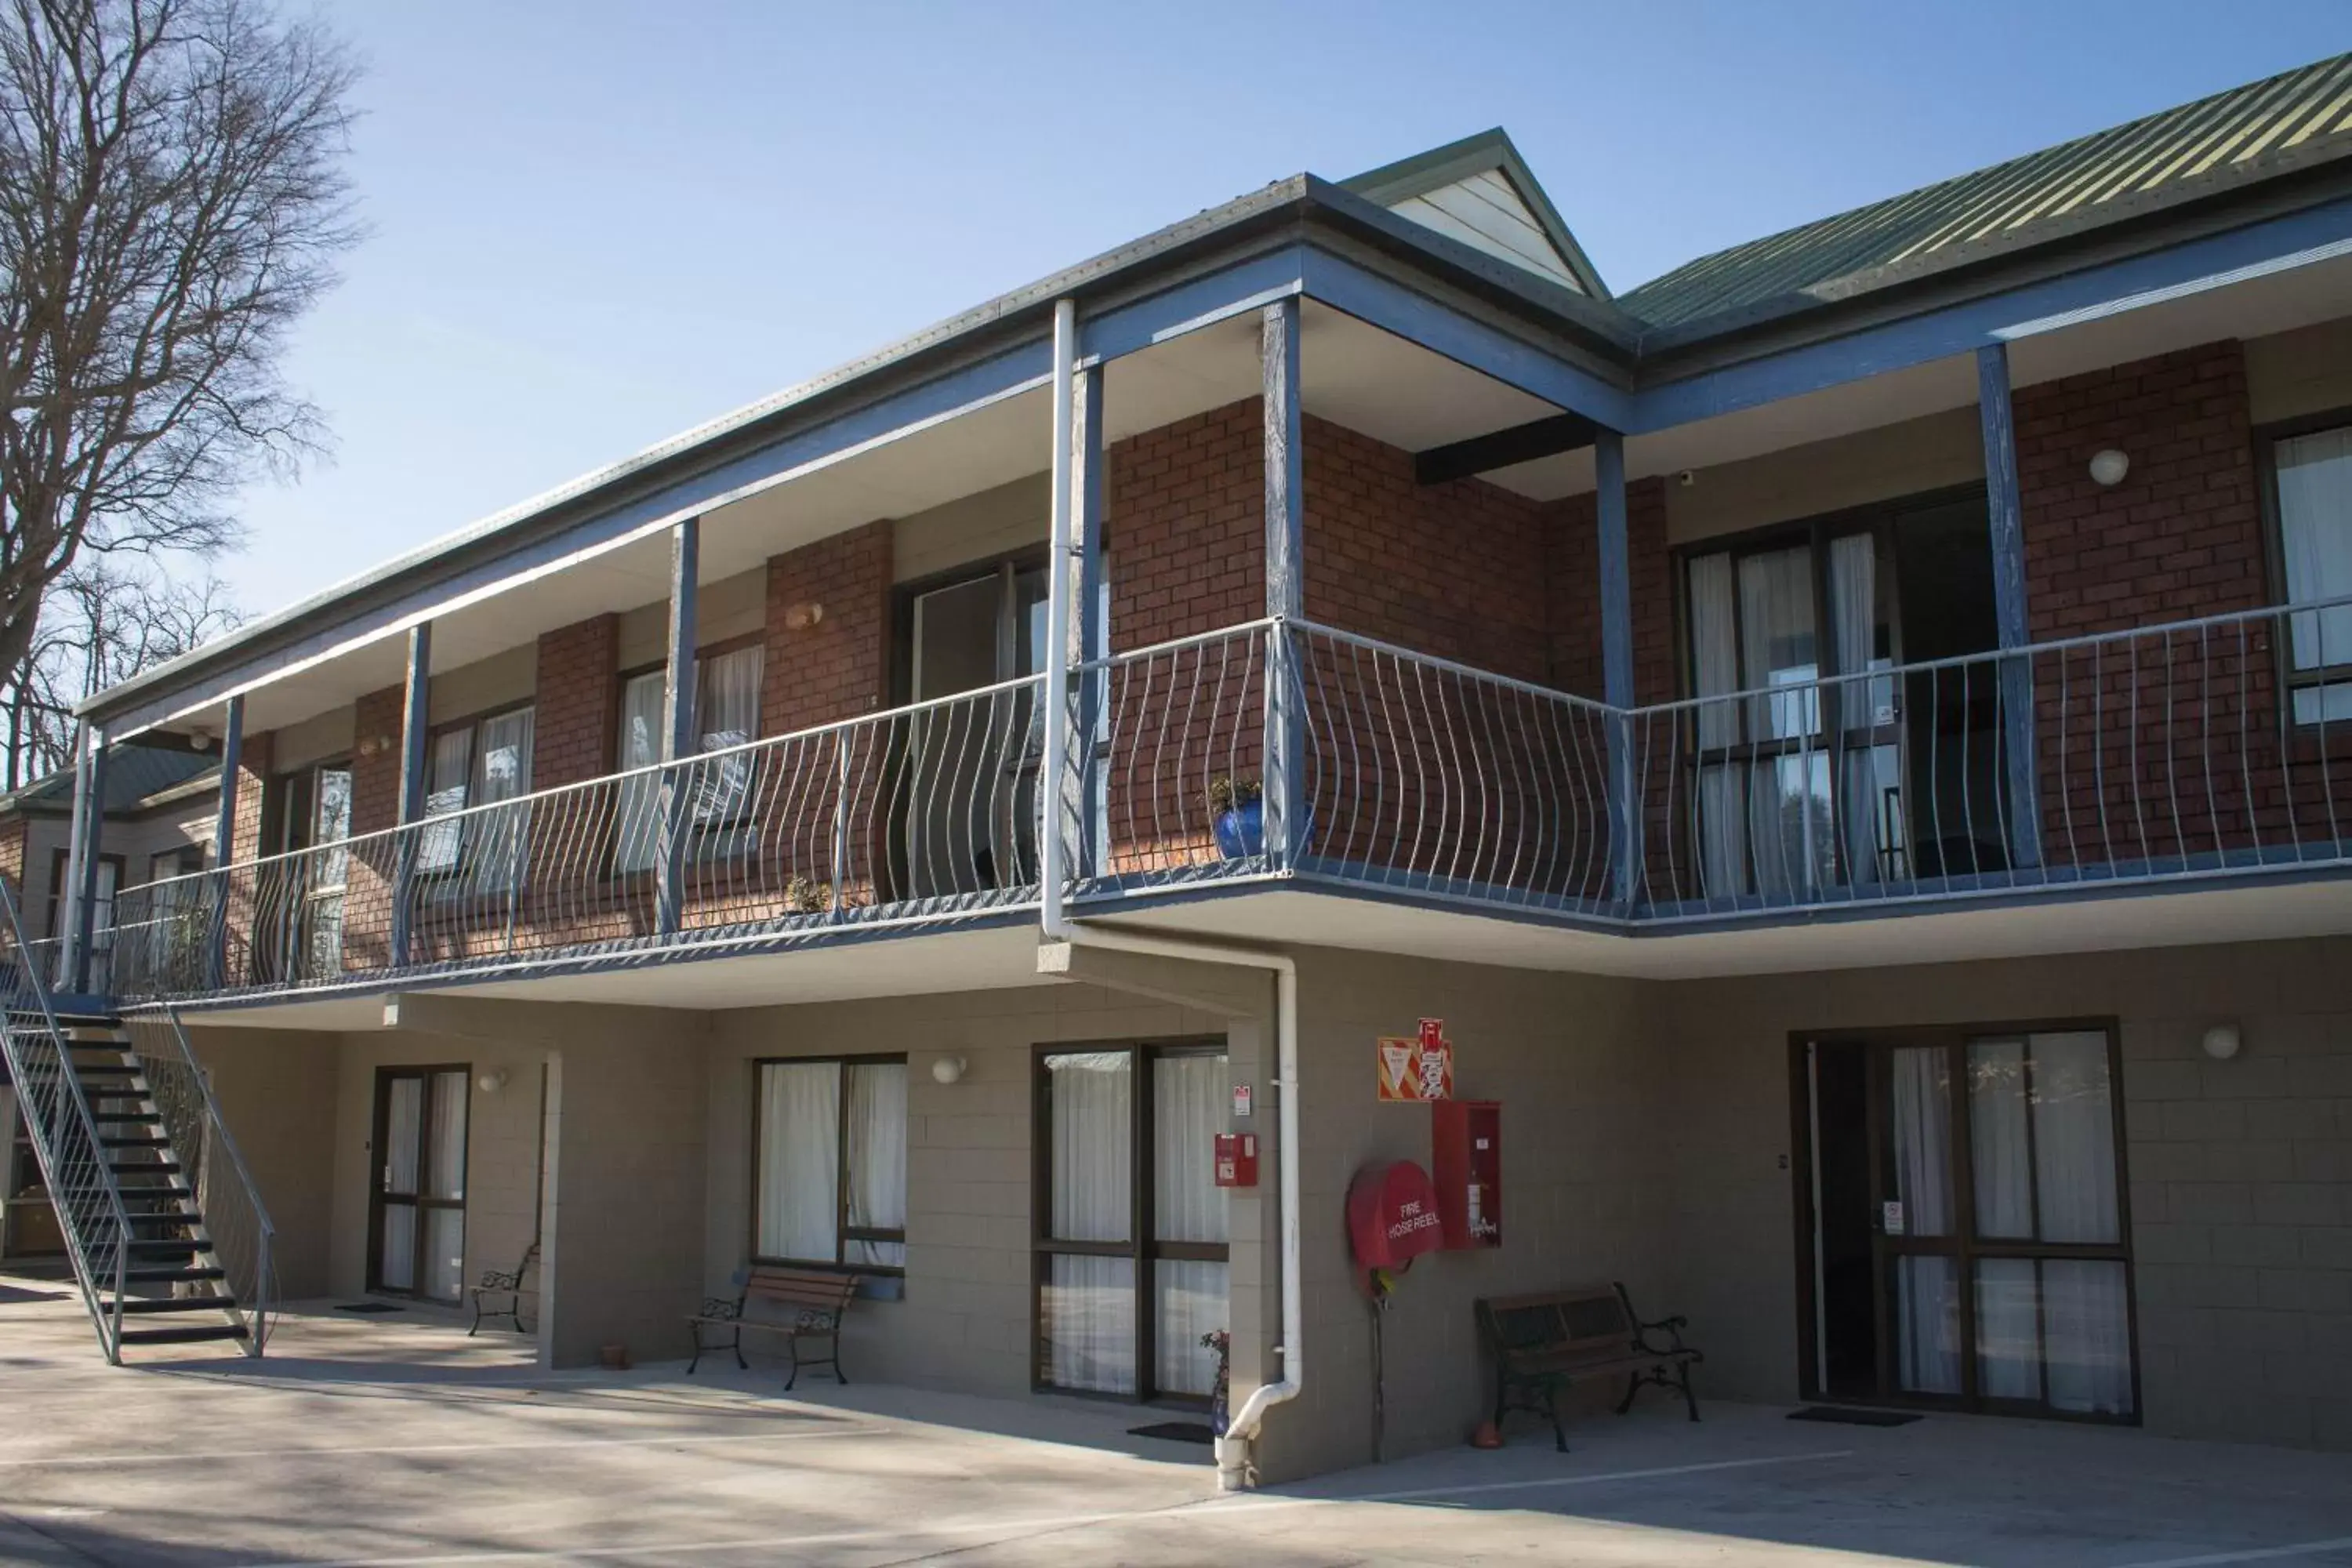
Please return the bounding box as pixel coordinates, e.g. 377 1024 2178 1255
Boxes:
184 1026 339 1299
1658 935 2352 1453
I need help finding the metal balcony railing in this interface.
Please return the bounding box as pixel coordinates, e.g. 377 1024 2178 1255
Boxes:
86 595 2352 1004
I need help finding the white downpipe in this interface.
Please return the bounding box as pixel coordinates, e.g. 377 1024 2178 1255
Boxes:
1037 296 1298 1490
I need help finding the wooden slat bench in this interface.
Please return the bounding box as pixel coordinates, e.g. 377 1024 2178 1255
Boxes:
686 1265 861 1389
1475 1282 1702 1452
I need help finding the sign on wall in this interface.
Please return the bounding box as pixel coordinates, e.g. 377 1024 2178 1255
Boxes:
1377 1018 1454 1102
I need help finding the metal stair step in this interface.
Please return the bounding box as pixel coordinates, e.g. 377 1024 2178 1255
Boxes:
92 1112 162 1125
118 1323 249 1347
126 1238 205 1256
123 1210 201 1227
100 1134 169 1149
109 1160 182 1176
122 1265 225 1285
117 1186 196 1205
111 1294 236 1316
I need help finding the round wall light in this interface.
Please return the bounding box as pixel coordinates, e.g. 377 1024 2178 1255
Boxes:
931 1054 967 1086
2089 448 2131 488
476 1069 510 1094
2200 1022 2242 1062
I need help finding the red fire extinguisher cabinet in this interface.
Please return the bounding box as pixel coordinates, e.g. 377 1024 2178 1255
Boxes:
1432 1099 1501 1249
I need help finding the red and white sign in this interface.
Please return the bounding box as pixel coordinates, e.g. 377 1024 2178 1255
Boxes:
1377 1018 1454 1102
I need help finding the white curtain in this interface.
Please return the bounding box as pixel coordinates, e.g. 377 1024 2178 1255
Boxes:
1976 1257 2041 1399
379 1077 422 1290
466 709 534 895
2278 425 2352 723
1829 533 1887 887
1688 553 1740 750
757 1062 841 1262
2044 1260 2133 1414
844 1062 908 1268
2031 1032 2119 1245
1968 1038 2034 1238
426 1071 467 1200
418 728 473 872
1696 764 1748 900
1738 545 1820 742
693 646 764 826
1153 1053 1228 1398
615 671 666 873
1045 1051 1134 1392
1750 751 1831 897
1891 1046 1959 1395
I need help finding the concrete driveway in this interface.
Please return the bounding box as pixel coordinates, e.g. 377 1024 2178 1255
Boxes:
2 1282 2350 1566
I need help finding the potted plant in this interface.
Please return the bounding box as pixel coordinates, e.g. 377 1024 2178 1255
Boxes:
1202 1328 1231 1436
1207 777 1264 859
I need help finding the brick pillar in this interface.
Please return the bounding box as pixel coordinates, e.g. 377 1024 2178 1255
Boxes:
761 521 891 909
339 685 406 973
535 615 619 789
218 730 272 985
2013 339 2271 869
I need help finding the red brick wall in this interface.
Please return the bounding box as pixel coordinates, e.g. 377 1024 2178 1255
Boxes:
763 520 891 739
1543 477 1675 705
534 614 619 789
1105 399 1263 654
2017 340 2267 639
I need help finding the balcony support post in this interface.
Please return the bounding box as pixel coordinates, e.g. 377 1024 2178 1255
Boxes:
390 622 432 967
1978 343 2042 871
1595 428 1640 907
60 721 106 994
1262 296 1305 872
656 515 699 937
1042 299 1078 927
205 695 243 989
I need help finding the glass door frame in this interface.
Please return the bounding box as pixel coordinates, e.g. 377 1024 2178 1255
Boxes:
1029 1036 1229 1405
1788 1019 2141 1425
365 1063 471 1303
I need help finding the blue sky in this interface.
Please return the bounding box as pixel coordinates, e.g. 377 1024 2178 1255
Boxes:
223 1 2351 615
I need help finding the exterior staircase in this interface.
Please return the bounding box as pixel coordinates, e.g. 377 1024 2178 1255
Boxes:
1 881 272 1362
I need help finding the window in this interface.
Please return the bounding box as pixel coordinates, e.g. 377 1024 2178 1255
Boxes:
1033 1042 1229 1401
44 849 122 953
615 642 764 873
2269 419 2352 725
265 761 352 983
752 1055 906 1271
416 706 535 890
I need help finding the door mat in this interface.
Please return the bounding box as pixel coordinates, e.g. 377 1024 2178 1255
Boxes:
1128 1421 1216 1445
336 1302 405 1315
1788 1406 1920 1426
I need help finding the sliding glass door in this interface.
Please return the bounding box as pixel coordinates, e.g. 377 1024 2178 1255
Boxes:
1806 1025 2136 1419
1034 1042 1229 1401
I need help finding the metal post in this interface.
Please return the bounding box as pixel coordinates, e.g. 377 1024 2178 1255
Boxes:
1041 299 1078 928
1979 343 2042 871
656 516 699 937
390 623 432 967
61 723 107 994
206 695 244 989
1595 429 1640 906
1073 361 1108 883
1262 297 1305 871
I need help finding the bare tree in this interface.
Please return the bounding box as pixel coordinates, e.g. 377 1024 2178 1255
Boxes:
6 558 237 785
0 0 356 763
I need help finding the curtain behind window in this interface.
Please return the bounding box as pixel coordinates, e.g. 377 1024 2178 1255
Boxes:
1153 1053 1228 1397
467 709 535 892
2278 425 2352 723
1891 1045 1959 1396
615 672 665 873
693 646 763 826
1044 1051 1135 1394
417 730 474 871
844 1062 907 1268
756 1062 841 1262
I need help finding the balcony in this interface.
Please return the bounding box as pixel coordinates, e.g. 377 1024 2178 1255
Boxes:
100 594 2352 1007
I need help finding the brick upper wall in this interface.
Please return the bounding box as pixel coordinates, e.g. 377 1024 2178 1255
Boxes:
1544 477 1674 706
763 519 891 738
535 615 619 789
1106 400 1264 653
2017 339 2268 640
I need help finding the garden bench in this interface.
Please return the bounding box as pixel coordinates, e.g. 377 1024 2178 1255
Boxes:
686 1265 861 1389
469 1241 537 1336
1475 1281 1701 1451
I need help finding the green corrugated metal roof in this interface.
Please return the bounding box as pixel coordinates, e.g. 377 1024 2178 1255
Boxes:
1620 53 2352 333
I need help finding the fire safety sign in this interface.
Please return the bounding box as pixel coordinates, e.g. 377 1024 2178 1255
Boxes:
1377 1018 1454 1102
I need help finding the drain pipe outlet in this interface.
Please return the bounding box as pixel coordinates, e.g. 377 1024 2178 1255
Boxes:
1038 922 1299 1491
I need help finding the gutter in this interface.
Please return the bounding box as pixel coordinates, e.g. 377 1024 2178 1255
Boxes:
1039 302 1301 1490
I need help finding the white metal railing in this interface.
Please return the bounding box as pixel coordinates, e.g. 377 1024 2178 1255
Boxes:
110 673 1047 1000
89 594 2352 1003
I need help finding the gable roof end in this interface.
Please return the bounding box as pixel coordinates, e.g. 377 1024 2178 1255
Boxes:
1342 128 1613 299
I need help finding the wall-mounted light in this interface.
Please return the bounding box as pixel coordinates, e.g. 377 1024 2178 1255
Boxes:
2089 448 2131 488
931 1054 967 1086
187 726 214 753
476 1069 511 1094
2200 1022 2242 1062
782 601 826 632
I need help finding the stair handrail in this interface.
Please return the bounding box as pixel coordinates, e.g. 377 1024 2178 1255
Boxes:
139 1002 277 1353
0 876 132 1362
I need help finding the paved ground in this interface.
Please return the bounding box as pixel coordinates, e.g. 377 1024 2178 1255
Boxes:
4 1279 2352 1566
